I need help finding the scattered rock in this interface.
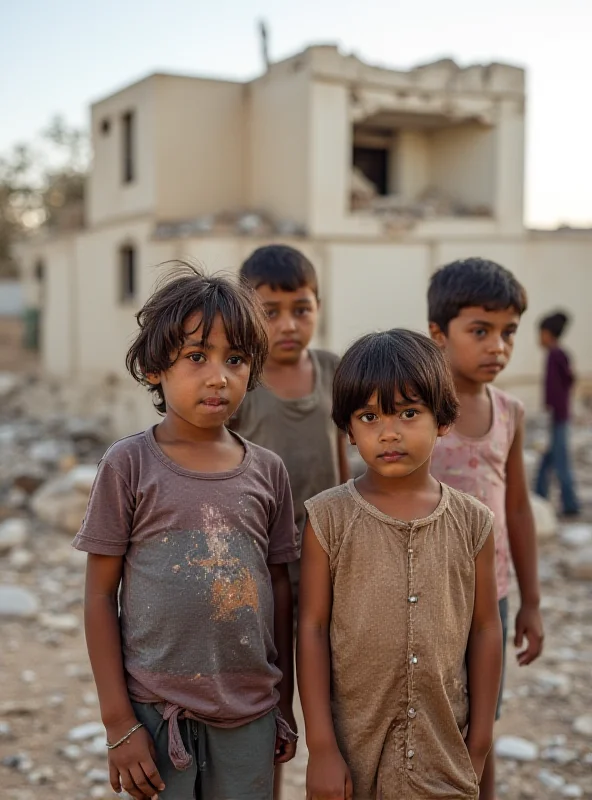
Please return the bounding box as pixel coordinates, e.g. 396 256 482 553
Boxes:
68 722 105 742
562 786 584 798
538 769 565 790
2 752 33 772
566 548 592 580
573 714 592 738
9 548 34 571
29 439 74 467
0 518 28 553
495 736 539 762
38 612 80 633
0 700 42 715
0 721 13 739
30 470 92 535
20 670 36 684
86 768 110 783
530 494 558 540
59 744 82 761
534 671 572 697
541 746 578 765
560 523 592 548
0 372 19 399
0 585 39 619
28 766 55 785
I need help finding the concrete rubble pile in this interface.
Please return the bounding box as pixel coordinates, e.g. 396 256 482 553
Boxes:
0 371 592 798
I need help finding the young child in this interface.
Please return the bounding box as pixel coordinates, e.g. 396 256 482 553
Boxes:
231 244 349 576
535 310 580 516
298 329 502 800
428 257 544 800
73 265 298 800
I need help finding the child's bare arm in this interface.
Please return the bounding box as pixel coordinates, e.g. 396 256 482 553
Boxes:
269 563 297 763
337 432 351 484
466 532 503 780
85 554 164 800
297 521 353 799
505 420 544 665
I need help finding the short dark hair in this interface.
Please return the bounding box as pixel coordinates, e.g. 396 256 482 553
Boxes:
332 329 459 432
428 257 528 332
126 262 268 414
540 310 570 339
240 245 319 298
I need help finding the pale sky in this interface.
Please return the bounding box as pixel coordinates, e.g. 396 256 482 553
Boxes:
3 0 591 227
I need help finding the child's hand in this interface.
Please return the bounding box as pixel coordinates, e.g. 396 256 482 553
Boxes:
275 735 297 764
306 745 353 799
107 722 165 800
515 603 544 665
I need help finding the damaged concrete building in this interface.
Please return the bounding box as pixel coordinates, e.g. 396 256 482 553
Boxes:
18 45 592 434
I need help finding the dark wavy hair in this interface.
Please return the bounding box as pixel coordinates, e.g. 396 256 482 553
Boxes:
332 329 459 432
240 244 319 299
428 257 527 332
126 262 268 414
540 310 570 339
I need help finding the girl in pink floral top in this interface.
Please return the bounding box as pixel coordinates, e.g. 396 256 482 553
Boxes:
428 258 544 800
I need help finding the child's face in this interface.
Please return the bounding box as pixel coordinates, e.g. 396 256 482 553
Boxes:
349 391 448 480
255 284 319 365
430 306 520 385
147 312 251 429
539 328 555 349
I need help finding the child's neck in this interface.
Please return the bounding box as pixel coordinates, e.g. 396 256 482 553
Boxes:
356 464 441 522
452 369 490 398
451 375 493 439
263 349 314 399
155 414 244 472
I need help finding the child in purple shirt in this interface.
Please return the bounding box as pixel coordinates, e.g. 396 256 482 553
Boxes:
535 311 580 516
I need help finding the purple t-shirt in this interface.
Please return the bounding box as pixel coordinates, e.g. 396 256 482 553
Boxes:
545 347 574 423
73 428 298 728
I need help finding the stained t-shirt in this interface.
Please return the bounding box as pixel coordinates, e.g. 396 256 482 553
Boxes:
73 427 299 731
229 349 340 534
430 385 523 600
305 481 493 800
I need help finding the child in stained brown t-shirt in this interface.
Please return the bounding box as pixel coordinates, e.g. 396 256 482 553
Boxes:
298 330 502 800
74 266 298 800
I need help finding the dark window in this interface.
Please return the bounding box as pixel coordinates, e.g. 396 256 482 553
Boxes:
100 118 111 135
120 245 136 303
34 259 45 282
122 111 135 184
353 146 389 196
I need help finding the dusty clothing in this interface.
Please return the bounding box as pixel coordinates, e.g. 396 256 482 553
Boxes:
305 481 493 800
229 349 340 535
430 385 523 600
545 346 574 423
73 428 298 767
131 702 277 800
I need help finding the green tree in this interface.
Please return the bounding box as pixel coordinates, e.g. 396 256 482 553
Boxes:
0 115 88 277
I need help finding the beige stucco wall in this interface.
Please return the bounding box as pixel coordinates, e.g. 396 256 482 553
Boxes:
153 76 246 220
429 123 495 211
88 79 158 227
247 65 310 226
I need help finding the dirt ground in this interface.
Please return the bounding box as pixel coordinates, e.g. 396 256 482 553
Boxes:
1 327 591 800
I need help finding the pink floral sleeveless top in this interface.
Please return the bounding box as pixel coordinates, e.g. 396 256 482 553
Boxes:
430 386 523 600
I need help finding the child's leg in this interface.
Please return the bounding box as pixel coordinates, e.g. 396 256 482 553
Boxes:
201 710 276 800
479 597 508 800
535 445 554 499
131 702 198 799
553 423 580 515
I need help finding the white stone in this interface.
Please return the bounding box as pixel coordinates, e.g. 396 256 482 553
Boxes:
0 518 28 553
9 549 34 571
561 524 592 548
541 746 578 764
69 722 105 742
83 692 98 706
538 769 566 790
530 494 557 540
0 721 12 739
0 586 39 619
70 465 98 493
28 766 55 785
86 768 110 783
0 372 19 399
562 786 584 798
85 734 106 756
38 612 80 633
20 670 36 684
566 548 592 581
573 714 592 738
534 671 572 697
495 736 539 762
30 474 91 535
29 439 74 466
59 744 82 761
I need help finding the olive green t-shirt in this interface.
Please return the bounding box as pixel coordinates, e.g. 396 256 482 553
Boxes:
229 349 340 534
